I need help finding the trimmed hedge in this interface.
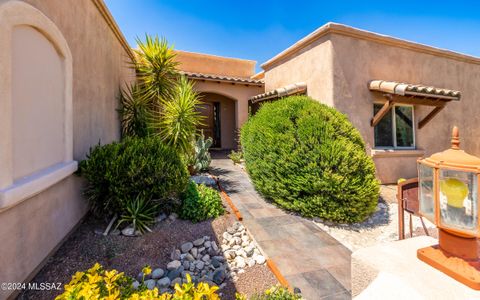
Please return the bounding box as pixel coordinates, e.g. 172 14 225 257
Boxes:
241 96 379 223
79 136 189 217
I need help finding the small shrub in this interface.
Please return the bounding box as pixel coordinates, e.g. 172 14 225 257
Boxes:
180 182 224 222
228 150 243 164
79 136 189 218
237 286 302 300
241 96 379 223
56 263 220 300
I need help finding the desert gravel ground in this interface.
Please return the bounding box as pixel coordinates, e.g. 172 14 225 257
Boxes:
17 194 277 300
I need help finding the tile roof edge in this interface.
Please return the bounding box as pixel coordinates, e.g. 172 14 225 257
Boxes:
180 71 264 85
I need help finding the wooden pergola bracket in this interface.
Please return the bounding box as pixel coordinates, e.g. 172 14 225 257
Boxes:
418 105 445 129
371 97 395 127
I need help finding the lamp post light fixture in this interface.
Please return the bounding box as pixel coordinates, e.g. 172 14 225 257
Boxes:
417 126 480 289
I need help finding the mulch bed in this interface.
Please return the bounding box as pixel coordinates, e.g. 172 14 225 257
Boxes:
17 194 277 300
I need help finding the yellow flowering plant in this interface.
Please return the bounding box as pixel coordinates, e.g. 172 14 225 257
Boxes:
56 263 221 300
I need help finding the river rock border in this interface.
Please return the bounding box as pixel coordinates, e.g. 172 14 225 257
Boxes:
133 222 266 293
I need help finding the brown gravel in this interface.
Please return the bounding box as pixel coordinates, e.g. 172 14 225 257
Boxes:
17 195 277 300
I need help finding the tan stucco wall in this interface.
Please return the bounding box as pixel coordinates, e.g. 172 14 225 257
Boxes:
192 80 264 140
12 25 65 180
262 25 480 184
175 50 256 78
0 177 87 300
0 1 134 298
263 35 334 107
22 0 135 160
330 33 479 183
200 93 237 149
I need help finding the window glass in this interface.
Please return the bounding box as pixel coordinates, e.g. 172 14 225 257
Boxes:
373 104 393 147
395 106 414 147
373 104 414 148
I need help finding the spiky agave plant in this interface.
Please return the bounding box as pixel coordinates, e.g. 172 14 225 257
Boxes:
116 194 159 234
153 76 204 154
133 34 179 103
117 83 153 138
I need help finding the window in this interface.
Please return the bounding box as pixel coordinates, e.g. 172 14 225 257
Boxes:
374 104 414 149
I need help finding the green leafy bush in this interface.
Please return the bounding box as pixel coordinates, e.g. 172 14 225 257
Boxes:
79 136 189 218
241 96 379 223
238 286 302 300
180 182 224 222
228 150 243 164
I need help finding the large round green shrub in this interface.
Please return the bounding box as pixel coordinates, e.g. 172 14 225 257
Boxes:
79 136 189 217
241 96 379 223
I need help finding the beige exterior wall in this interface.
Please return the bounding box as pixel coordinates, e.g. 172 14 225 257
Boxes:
262 24 480 184
0 1 134 298
330 33 479 183
175 50 256 78
263 35 335 107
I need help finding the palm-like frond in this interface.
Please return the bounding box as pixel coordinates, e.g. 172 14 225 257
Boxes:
133 34 179 102
152 76 204 154
117 83 154 138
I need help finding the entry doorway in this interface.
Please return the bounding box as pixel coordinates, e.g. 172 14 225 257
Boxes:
197 101 221 148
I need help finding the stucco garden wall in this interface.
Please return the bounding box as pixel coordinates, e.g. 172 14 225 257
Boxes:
0 1 134 298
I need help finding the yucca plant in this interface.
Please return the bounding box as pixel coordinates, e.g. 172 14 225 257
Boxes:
153 76 204 154
116 194 159 234
117 83 153 138
133 34 179 103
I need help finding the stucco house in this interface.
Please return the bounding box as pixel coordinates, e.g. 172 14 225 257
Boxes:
1 0 479 298
0 0 134 298
179 23 479 185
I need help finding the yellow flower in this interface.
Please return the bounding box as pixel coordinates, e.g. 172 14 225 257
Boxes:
88 262 102 274
142 265 152 276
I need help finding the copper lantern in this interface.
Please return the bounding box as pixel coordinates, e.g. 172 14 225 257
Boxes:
417 126 480 289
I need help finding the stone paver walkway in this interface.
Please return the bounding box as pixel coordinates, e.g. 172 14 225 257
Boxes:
210 156 351 300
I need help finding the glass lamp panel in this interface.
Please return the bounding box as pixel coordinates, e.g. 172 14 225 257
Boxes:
418 163 435 221
439 169 478 234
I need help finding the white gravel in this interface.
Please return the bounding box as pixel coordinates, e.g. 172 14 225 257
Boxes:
313 185 437 252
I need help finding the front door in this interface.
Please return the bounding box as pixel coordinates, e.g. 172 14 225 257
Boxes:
197 102 221 147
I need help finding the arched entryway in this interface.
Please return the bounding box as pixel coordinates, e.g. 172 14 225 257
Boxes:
197 92 237 149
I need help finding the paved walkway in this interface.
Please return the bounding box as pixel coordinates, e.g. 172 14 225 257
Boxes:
210 156 351 300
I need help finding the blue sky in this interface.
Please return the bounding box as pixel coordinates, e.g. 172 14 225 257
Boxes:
105 0 480 72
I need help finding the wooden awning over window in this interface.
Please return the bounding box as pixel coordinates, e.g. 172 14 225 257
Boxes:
369 80 461 129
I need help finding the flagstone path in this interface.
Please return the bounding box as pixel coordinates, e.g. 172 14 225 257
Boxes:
210 155 351 300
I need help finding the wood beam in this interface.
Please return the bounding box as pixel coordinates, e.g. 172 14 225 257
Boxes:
395 98 446 107
418 105 445 129
371 99 395 127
